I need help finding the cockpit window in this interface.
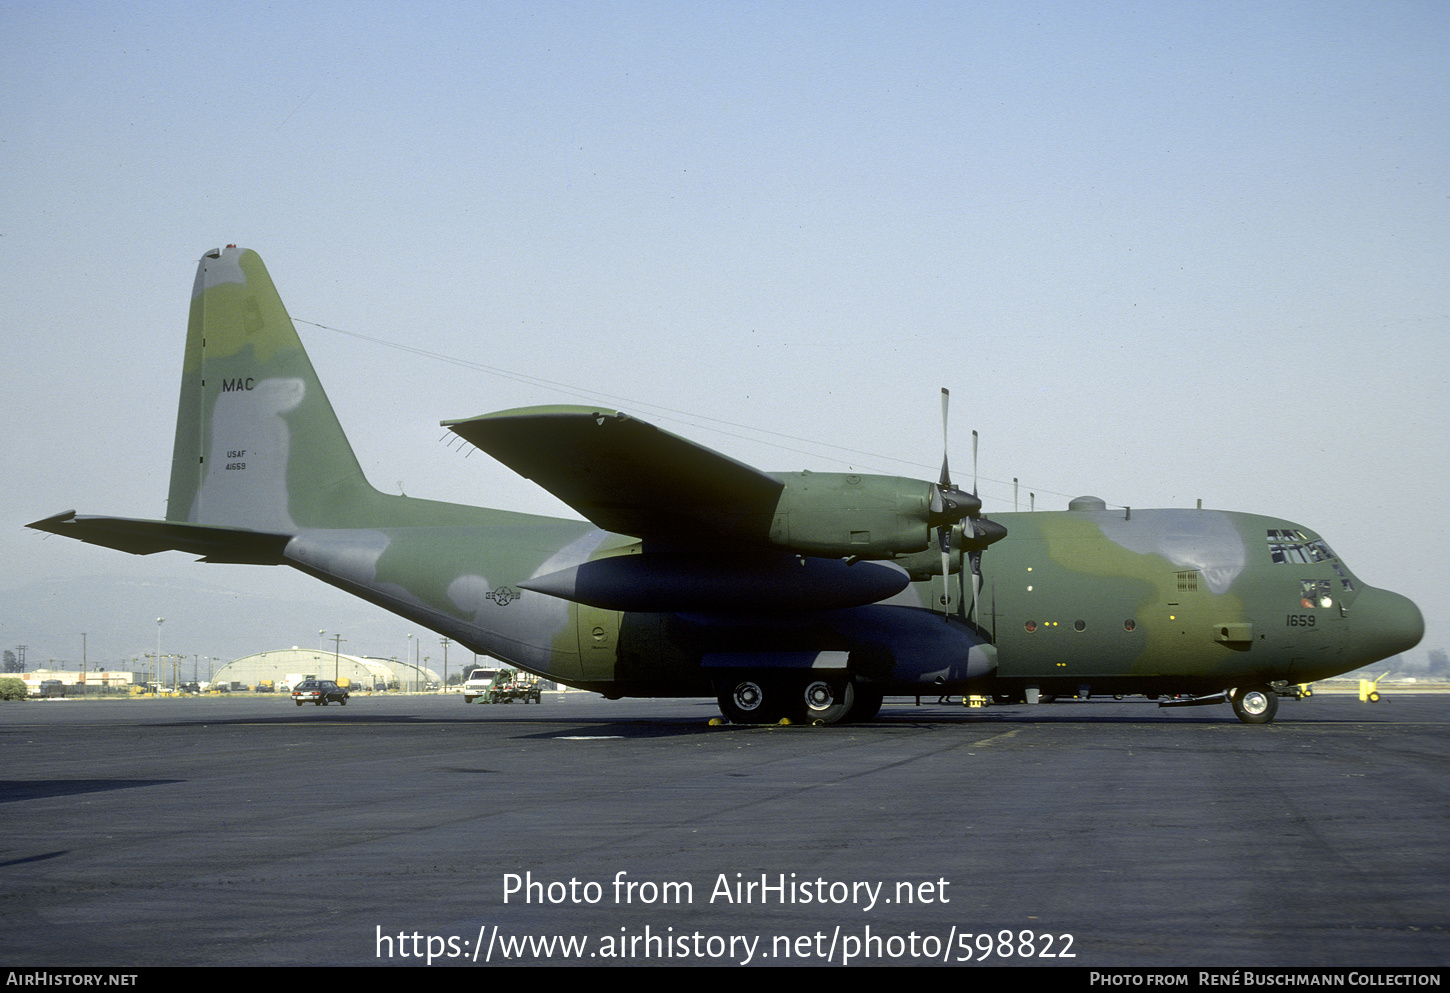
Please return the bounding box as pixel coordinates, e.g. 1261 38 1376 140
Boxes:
1266 529 1337 566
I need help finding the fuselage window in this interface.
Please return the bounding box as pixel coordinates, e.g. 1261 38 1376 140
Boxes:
1300 579 1333 609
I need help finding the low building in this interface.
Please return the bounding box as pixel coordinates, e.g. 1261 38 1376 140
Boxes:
14 669 143 696
213 649 439 692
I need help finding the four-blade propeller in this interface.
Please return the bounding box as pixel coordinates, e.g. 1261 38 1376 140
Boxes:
929 388 1006 622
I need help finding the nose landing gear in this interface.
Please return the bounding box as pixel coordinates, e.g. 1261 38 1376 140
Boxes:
1230 684 1279 724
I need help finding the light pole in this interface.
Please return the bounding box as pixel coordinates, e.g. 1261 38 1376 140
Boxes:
331 633 345 682
440 638 449 693
155 618 164 692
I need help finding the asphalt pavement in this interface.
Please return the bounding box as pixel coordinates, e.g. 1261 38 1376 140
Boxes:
1 691 1446 967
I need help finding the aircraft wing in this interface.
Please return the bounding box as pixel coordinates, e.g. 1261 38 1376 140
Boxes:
443 406 784 544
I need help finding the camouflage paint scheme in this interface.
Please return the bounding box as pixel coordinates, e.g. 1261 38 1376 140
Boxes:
30 248 1423 724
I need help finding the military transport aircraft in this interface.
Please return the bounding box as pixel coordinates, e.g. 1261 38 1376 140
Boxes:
29 247 1423 724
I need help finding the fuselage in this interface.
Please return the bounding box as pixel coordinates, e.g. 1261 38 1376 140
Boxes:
278 502 1423 701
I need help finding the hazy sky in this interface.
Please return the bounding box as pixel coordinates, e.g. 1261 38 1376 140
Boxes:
4 1 1446 670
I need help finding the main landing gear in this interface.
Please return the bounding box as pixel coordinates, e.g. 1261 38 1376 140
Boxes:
715 672 872 725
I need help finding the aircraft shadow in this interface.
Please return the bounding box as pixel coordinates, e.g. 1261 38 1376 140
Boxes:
0 779 183 803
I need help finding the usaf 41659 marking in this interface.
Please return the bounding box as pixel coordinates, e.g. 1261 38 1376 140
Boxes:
29 247 1423 724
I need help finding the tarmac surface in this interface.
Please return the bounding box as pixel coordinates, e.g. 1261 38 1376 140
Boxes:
1 691 1446 968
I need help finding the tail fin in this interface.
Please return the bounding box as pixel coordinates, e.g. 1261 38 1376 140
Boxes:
167 246 380 529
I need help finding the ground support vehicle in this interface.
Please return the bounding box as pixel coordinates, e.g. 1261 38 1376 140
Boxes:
463 668 543 704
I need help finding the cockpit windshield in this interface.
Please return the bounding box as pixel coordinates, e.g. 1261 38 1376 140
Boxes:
1266 529 1355 593
1266 529 1336 565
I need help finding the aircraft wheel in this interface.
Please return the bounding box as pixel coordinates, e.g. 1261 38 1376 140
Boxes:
801 676 855 725
716 675 781 724
1230 685 1278 724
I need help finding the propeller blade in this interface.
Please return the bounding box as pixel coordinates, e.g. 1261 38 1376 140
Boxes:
959 525 969 619
972 429 979 496
939 388 952 488
971 549 982 624
938 523 951 617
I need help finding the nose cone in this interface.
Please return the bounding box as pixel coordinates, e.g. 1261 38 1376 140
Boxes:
1352 586 1425 663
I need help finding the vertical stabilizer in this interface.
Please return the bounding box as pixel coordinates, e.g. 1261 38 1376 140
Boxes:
167 247 380 529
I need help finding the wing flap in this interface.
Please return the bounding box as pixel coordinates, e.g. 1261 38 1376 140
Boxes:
444 406 783 542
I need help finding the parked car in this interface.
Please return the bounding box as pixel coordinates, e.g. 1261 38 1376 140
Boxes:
291 679 349 706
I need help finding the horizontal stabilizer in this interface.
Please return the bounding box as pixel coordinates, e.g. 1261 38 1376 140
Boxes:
520 553 910 612
445 406 783 544
28 511 290 564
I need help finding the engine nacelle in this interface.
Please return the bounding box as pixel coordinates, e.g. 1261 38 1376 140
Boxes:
766 471 933 558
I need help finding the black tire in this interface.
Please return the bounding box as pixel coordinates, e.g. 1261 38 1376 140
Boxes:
716 674 782 724
295 701 302 707
849 688 884 722
1231 685 1278 724
339 697 347 706
801 676 855 725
